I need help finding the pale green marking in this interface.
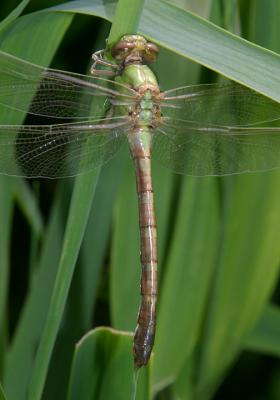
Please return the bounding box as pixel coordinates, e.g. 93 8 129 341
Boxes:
120 64 159 89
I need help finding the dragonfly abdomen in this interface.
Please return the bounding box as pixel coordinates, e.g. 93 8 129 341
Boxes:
128 127 158 367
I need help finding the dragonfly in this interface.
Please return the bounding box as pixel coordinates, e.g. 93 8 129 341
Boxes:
1 35 280 368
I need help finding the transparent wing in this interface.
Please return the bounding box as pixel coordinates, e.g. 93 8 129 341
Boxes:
162 83 280 126
0 50 137 119
0 117 129 178
152 120 280 176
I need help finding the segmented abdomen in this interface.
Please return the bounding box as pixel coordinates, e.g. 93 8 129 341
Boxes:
128 127 158 367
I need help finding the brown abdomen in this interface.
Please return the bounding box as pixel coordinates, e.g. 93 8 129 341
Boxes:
129 130 158 367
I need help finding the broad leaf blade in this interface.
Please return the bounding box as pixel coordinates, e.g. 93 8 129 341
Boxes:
194 2 280 397
50 0 280 101
153 177 219 388
68 327 151 400
196 172 280 398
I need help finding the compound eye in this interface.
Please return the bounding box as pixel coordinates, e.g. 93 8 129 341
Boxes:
146 43 159 53
144 42 159 62
111 41 135 58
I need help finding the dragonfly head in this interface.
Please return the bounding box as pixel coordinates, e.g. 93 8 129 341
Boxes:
111 35 159 66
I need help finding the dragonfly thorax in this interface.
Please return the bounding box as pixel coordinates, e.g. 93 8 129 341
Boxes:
138 109 153 125
127 89 162 130
120 64 160 94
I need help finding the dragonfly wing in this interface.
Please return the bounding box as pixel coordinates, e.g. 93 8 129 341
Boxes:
0 50 137 120
162 83 280 126
0 118 129 178
152 120 280 176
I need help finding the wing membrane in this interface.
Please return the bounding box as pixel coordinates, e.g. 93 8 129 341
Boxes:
153 120 280 176
0 117 129 178
0 50 137 120
162 83 280 126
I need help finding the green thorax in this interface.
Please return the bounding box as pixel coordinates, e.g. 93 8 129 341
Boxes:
114 63 160 129
119 64 159 91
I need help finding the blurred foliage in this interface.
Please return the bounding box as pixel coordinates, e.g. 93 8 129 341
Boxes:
0 0 280 399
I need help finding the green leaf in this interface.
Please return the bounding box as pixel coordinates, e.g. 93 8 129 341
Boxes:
152 162 175 280
28 169 100 400
194 2 280 396
172 353 196 400
49 0 115 21
1 2 280 399
0 12 73 400
110 157 139 331
110 158 175 332
245 304 280 357
196 172 280 398
0 12 73 64
42 154 127 400
50 0 280 101
68 327 151 400
142 0 280 101
171 0 213 18
0 382 7 400
153 177 219 388
0 0 30 31
80 150 126 328
108 0 145 44
247 0 280 52
13 179 43 238
3 184 66 400
0 177 13 375
0 9 74 400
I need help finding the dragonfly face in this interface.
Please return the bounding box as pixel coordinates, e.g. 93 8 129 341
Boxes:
111 34 159 65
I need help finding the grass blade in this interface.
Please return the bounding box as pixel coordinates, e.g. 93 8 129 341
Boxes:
197 172 280 397
153 177 219 388
3 184 66 400
13 179 43 239
0 177 13 376
50 0 280 100
80 150 126 328
0 0 31 31
28 168 100 400
0 10 74 399
0 383 6 400
108 0 145 44
245 304 280 357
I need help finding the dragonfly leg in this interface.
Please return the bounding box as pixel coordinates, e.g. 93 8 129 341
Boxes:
91 50 120 76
